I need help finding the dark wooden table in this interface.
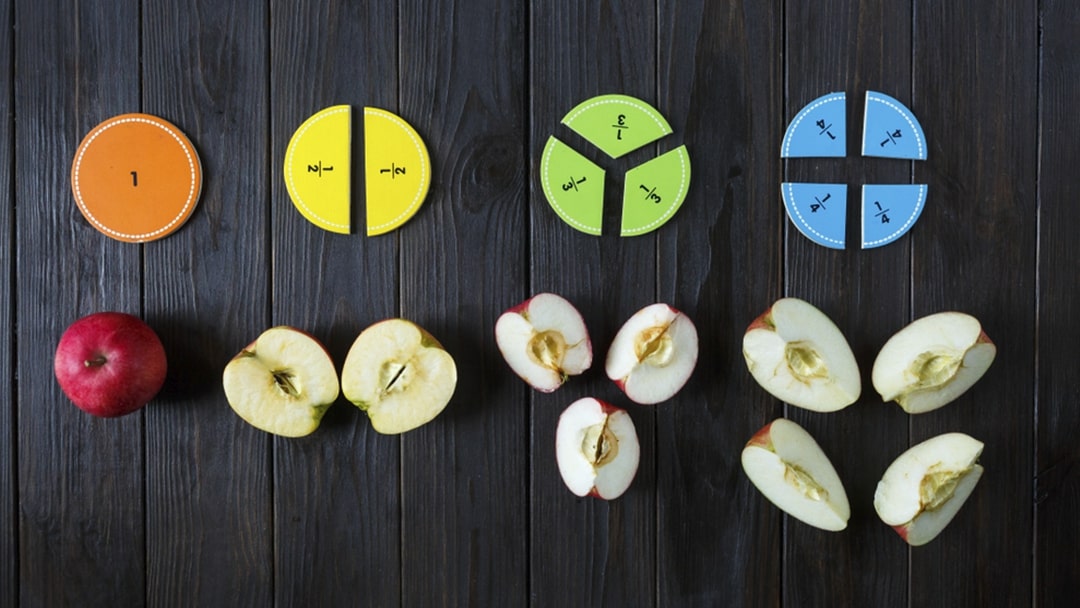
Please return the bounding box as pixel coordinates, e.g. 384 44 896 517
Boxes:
2 0 1076 606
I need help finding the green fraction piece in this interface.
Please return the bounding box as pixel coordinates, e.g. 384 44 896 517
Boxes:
620 145 691 236
561 94 673 159
540 136 606 235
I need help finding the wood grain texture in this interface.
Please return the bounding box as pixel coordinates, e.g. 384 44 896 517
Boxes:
782 1 912 605
397 0 529 604
654 1 784 605
269 1 401 605
1036 0 1080 604
141 2 273 604
530 1 659 605
14 1 145 606
1 0 14 603
911 0 1037 605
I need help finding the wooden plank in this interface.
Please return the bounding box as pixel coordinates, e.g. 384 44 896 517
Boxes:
654 1 784 604
140 2 272 604
396 0 529 604
781 1 914 606
911 1 1036 605
14 1 145 605
268 1 401 605
0 0 14 602
529 1 658 605
1036 0 1080 604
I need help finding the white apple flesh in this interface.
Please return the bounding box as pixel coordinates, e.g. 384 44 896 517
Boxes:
874 432 984 546
495 292 592 392
54 311 168 418
605 303 698 405
341 318 457 434
222 326 339 437
742 298 861 412
741 418 850 531
555 397 640 500
872 312 996 414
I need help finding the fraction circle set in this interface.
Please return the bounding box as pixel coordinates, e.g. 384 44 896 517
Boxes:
70 91 925 247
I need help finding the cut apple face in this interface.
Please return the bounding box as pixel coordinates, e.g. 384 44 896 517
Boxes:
874 432 984 546
742 297 860 412
741 418 850 531
555 397 640 500
494 293 592 392
605 303 698 405
222 326 340 438
341 318 457 435
872 311 996 414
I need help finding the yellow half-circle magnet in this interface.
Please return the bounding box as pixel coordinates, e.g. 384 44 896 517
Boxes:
363 107 431 236
284 105 351 234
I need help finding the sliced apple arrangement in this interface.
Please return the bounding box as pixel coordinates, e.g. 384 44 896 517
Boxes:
555 397 640 500
495 292 592 392
341 318 457 434
872 311 996 414
741 418 850 531
223 319 456 437
874 432 984 546
223 326 340 437
742 297 861 412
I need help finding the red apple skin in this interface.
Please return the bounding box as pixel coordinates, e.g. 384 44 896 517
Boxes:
54 312 167 417
745 308 775 333
746 421 775 449
892 524 910 542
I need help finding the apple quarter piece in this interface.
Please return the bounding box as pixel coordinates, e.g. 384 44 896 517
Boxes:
620 145 691 236
284 105 352 234
561 94 673 159
874 432 984 546
555 397 640 500
222 327 340 438
341 319 457 435
741 418 850 531
781 183 848 249
872 311 996 414
780 92 846 158
605 303 698 405
861 184 928 249
495 293 592 392
861 90 927 160
540 136 606 235
363 107 432 236
71 113 203 243
742 297 861 412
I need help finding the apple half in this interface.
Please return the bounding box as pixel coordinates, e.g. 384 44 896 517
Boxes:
874 432 984 546
742 297 860 412
494 292 592 392
872 311 996 414
604 303 698 405
223 326 339 437
741 418 850 531
555 397 640 500
341 318 457 434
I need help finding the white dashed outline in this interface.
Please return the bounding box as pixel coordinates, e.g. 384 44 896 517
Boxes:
363 107 431 234
620 146 691 236
285 106 351 232
783 182 846 247
781 92 846 158
864 92 926 160
562 95 672 158
861 184 927 248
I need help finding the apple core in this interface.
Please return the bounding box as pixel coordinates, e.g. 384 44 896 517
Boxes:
785 341 829 383
529 330 567 370
919 467 970 512
634 326 674 366
907 351 962 393
582 421 619 467
272 369 300 398
784 462 829 502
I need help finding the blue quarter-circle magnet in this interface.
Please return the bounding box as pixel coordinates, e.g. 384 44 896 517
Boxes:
781 92 846 158
861 184 927 248
781 182 848 249
862 91 927 160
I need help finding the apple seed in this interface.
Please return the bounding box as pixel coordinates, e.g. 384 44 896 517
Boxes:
380 361 409 394
272 369 300 398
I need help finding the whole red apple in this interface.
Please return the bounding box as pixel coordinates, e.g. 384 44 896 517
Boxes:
54 312 167 417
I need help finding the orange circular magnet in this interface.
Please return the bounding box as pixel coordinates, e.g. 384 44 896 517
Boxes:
71 113 203 243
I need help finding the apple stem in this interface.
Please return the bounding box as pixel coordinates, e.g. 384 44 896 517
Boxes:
84 355 108 368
